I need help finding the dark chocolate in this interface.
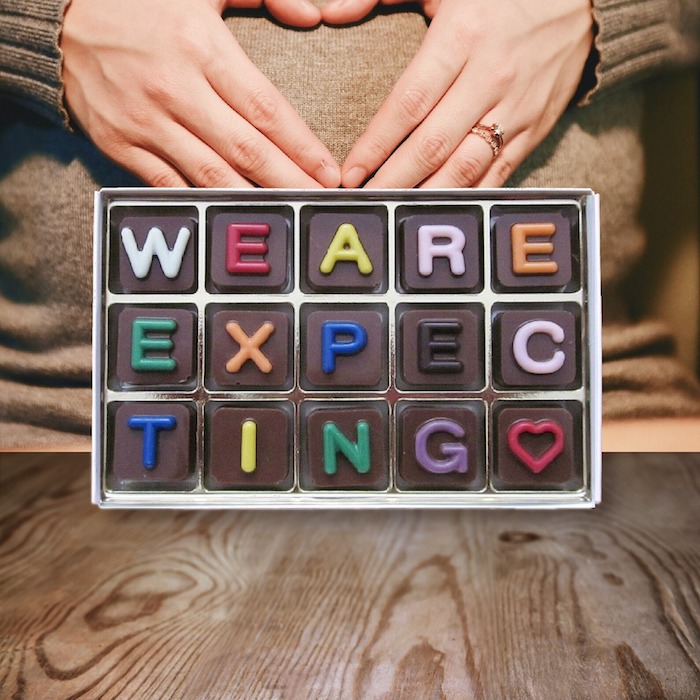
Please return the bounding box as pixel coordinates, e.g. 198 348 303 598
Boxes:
206 305 294 391
493 305 580 389
397 304 484 390
301 304 388 390
397 206 482 292
110 207 198 294
492 206 578 291
206 402 294 490
109 401 196 489
111 305 197 390
300 401 390 490
207 207 293 293
301 207 388 292
492 403 582 490
396 402 486 490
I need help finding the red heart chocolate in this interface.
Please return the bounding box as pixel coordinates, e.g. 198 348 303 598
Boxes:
507 420 564 474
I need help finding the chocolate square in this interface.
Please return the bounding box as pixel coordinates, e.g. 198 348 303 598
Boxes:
207 206 292 293
108 401 196 490
396 401 486 490
301 206 388 292
492 205 579 291
206 402 294 490
205 304 293 391
397 304 484 390
109 207 198 294
110 305 197 390
493 304 580 389
397 206 482 292
492 403 583 490
301 304 388 390
300 401 390 490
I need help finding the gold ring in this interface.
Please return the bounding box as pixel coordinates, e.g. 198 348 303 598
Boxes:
470 123 505 159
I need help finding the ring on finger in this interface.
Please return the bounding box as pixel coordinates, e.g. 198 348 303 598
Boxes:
469 122 505 159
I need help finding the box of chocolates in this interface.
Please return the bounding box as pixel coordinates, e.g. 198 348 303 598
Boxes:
92 188 601 508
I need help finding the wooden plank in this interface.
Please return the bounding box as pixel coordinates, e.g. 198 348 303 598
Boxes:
1 452 699 698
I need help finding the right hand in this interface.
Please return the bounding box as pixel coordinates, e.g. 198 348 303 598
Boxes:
61 0 341 188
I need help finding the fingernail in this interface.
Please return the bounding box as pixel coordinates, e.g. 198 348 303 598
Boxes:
342 165 367 189
315 160 341 188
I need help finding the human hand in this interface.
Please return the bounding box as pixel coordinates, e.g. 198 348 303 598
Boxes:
61 0 341 188
323 0 594 189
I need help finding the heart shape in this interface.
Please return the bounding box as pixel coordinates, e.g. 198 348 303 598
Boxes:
507 420 564 474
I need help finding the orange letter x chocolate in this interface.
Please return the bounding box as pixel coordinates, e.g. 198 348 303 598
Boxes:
225 321 275 374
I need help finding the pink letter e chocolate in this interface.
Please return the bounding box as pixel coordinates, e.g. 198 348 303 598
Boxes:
92 188 601 508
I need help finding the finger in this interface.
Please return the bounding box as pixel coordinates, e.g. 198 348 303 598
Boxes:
260 0 322 27
361 60 503 188
340 15 468 187
473 132 530 188
321 0 396 25
117 145 192 188
138 121 256 188
175 75 330 188
421 0 441 19
205 23 341 186
220 0 263 9
418 131 495 189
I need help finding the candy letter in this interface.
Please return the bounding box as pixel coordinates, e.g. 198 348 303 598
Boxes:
131 318 177 372
127 415 177 469
226 222 271 275
417 320 463 374
417 225 466 277
512 320 565 375
120 226 191 279
225 322 275 374
240 419 257 473
511 223 558 275
321 321 368 373
414 418 468 474
323 420 371 475
319 223 373 275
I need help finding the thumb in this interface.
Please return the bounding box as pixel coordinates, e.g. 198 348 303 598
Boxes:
222 0 321 26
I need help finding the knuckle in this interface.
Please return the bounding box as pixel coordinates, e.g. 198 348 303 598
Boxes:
228 134 269 177
121 101 155 133
491 156 514 185
88 119 117 150
453 16 483 47
142 71 179 108
172 22 210 63
415 130 452 171
397 84 433 124
191 159 234 188
449 152 484 186
363 134 393 164
149 168 186 188
287 138 309 166
243 89 279 129
490 64 516 92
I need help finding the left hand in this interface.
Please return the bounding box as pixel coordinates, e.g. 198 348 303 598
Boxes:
322 0 594 189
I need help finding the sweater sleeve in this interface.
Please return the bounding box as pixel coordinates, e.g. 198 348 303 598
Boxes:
582 0 700 103
0 0 71 124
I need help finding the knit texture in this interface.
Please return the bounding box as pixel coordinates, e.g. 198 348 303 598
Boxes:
0 0 71 122
586 0 700 101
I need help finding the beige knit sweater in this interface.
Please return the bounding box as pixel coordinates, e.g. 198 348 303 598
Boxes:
0 0 699 447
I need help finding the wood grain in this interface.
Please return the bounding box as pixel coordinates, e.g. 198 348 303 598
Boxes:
1 452 699 698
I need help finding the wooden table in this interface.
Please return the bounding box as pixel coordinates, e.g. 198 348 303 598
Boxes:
1 452 699 698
